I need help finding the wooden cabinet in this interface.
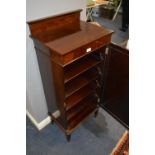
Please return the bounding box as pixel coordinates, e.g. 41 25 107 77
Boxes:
27 9 114 141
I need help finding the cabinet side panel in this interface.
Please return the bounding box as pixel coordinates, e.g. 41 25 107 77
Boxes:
51 61 68 128
35 49 58 113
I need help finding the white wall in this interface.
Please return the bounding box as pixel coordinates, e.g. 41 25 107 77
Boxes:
26 0 86 123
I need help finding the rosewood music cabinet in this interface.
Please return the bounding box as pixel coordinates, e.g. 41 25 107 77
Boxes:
27 9 113 141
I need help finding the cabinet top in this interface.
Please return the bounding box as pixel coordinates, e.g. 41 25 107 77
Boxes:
28 9 113 55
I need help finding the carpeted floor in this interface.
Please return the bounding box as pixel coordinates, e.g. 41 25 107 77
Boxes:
27 109 126 155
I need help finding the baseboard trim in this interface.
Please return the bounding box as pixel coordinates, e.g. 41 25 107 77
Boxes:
26 110 51 130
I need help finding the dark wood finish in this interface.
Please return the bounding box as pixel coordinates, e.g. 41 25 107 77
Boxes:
101 43 129 128
27 10 113 141
35 48 57 113
27 9 82 37
65 83 97 111
64 55 102 83
28 10 113 66
45 22 112 56
66 95 97 120
68 101 97 130
65 69 99 98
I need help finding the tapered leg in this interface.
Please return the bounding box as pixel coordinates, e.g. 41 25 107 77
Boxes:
66 134 71 142
94 109 99 118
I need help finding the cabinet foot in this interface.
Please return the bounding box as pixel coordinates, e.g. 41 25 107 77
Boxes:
66 134 71 142
94 109 99 118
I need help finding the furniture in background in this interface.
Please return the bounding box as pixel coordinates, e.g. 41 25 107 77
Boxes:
87 0 122 21
87 0 109 21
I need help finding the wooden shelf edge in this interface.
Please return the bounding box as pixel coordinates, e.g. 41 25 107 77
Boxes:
51 106 98 135
65 69 99 98
66 96 97 121
67 103 98 133
65 83 97 111
64 58 102 83
68 103 97 130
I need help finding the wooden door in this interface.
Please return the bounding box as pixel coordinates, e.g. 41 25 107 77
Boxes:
100 43 129 128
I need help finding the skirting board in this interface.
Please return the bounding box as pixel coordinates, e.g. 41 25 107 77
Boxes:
27 108 105 130
26 110 51 130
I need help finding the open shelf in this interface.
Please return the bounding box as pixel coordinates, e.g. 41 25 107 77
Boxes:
65 82 97 111
65 68 99 98
68 100 97 130
66 95 97 121
51 98 97 134
64 55 102 83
